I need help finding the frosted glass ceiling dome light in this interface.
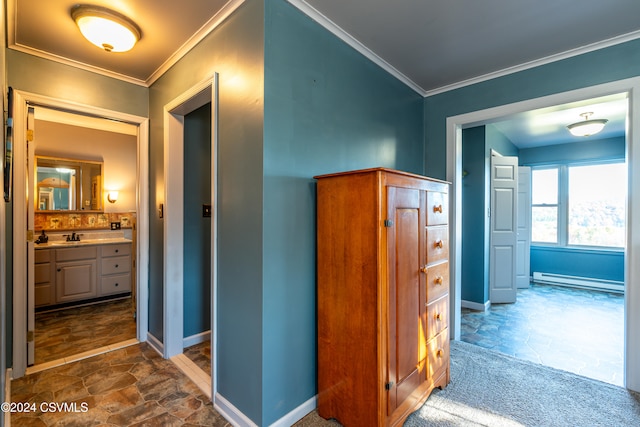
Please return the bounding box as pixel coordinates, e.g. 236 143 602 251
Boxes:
567 112 608 137
71 5 141 52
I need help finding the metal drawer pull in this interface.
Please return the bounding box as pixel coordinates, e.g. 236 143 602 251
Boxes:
115 264 119 268
433 205 443 213
435 313 442 321
420 266 428 273
435 276 443 285
434 240 443 248
436 349 444 358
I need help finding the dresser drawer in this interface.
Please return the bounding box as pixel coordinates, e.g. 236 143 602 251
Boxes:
101 256 131 275
427 294 449 339
426 261 449 303
426 225 448 264
100 274 131 295
102 243 131 258
427 328 449 377
426 191 448 226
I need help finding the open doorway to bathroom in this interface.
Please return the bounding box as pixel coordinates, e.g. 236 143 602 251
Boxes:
11 89 150 380
29 108 139 370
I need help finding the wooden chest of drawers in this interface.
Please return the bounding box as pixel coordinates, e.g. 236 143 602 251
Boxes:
315 168 450 427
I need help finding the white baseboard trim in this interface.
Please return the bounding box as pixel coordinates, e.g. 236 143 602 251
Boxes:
214 393 258 427
146 332 164 357
183 330 210 348
461 299 491 311
269 395 316 427
5 368 12 427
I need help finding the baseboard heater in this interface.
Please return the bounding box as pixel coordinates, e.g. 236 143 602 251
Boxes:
532 272 624 294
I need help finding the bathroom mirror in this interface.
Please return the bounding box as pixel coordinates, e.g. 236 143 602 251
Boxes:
35 156 103 211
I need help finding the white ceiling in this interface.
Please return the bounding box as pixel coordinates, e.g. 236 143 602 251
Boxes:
9 0 638 145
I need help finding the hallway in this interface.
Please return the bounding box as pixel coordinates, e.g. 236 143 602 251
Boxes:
461 283 624 386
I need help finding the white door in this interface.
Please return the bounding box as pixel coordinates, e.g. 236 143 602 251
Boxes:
490 154 518 303
517 167 531 289
27 107 35 365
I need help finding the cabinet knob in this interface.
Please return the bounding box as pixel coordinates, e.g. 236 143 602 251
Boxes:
115 264 119 268
115 249 119 253
57 268 61 272
436 349 444 358
433 204 443 213
435 276 444 285
435 313 442 321
115 283 119 287
420 266 428 274
434 240 444 248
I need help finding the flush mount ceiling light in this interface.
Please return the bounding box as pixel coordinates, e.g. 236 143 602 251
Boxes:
567 112 609 137
71 4 141 52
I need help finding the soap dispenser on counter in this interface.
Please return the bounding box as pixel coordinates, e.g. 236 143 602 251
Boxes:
35 230 48 244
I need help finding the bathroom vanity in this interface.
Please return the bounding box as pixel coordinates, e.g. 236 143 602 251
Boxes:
34 238 132 308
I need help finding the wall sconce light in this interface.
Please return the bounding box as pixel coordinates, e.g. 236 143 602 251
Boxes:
107 191 119 203
71 5 141 52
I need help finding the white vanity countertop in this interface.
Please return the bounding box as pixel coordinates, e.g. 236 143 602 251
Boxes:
34 231 132 249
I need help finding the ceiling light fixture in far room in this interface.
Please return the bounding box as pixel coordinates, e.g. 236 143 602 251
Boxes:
71 4 141 53
567 112 609 137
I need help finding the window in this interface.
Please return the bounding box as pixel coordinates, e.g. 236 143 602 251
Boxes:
531 162 626 248
568 163 626 247
531 168 559 243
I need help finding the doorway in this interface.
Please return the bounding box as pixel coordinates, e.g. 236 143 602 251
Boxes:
11 90 149 379
446 77 640 391
162 74 218 402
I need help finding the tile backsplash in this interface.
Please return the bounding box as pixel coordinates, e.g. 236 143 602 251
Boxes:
35 212 135 231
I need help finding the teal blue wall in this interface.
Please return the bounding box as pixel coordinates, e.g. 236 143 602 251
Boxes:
520 136 625 282
461 127 487 303
519 136 625 165
148 0 264 421
183 103 212 337
424 39 640 181
531 247 624 282
263 1 424 424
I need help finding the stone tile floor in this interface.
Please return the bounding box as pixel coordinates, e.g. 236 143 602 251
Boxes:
183 341 211 377
461 283 624 386
11 343 231 426
35 298 137 365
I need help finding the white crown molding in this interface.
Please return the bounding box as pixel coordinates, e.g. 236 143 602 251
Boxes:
288 1 640 98
286 0 425 95
145 0 245 86
424 29 640 97
7 0 245 88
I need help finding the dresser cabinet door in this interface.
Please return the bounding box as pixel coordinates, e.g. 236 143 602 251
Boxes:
386 186 427 414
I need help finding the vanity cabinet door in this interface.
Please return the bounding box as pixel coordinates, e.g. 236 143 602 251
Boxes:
56 260 97 303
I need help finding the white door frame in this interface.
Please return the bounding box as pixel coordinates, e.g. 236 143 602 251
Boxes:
11 90 149 378
163 74 219 400
446 77 640 392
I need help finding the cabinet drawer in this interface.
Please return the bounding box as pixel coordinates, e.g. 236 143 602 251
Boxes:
102 244 131 258
426 225 448 264
427 328 449 378
427 295 448 339
426 261 449 303
102 256 131 275
426 191 448 225
100 274 131 295
35 263 51 284
35 284 54 307
35 249 51 263
56 246 97 262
